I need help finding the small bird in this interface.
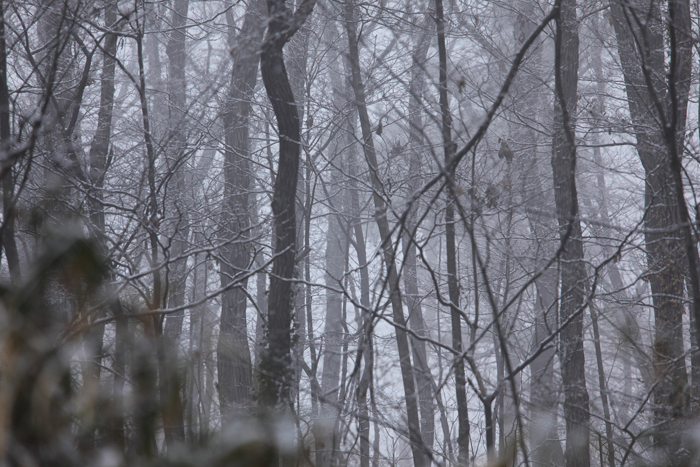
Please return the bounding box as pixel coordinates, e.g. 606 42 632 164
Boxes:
498 138 514 163
375 119 383 136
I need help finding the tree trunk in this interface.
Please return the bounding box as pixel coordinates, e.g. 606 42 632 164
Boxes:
77 0 120 449
609 0 691 462
589 19 615 466
344 1 426 465
258 0 316 410
551 1 590 467
403 13 435 457
288 21 311 411
217 0 265 421
135 3 171 453
507 4 565 463
435 0 469 464
347 110 374 467
0 0 19 283
155 0 191 446
316 26 349 464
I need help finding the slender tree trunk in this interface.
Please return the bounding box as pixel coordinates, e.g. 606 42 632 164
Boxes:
253 193 268 373
0 0 19 283
316 29 349 464
348 117 374 467
344 1 425 465
404 14 435 457
76 0 120 449
590 302 614 467
551 1 590 466
317 176 346 467
135 5 182 450
288 21 311 411
155 0 191 445
507 4 565 464
435 0 469 464
589 19 615 466
112 299 127 450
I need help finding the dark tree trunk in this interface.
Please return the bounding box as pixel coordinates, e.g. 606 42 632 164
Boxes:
435 0 469 464
344 1 426 465
111 298 128 450
551 1 590 467
610 0 692 462
217 0 265 421
258 0 316 409
0 0 19 283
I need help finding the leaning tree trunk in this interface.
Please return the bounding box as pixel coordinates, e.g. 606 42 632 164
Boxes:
551 1 590 467
344 1 426 465
217 0 265 422
435 0 469 464
258 0 316 410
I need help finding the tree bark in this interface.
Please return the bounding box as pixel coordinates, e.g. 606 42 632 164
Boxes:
344 1 426 465
0 0 19 283
259 0 316 409
403 13 435 457
217 0 265 421
77 0 120 449
155 0 191 445
315 25 349 464
435 0 469 464
609 0 691 461
551 1 590 466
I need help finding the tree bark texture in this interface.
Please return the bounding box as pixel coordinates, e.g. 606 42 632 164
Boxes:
551 1 590 466
217 0 265 421
610 0 691 461
259 0 316 408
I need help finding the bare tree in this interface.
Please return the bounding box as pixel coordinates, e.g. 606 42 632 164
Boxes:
551 0 590 466
217 0 265 421
258 0 316 410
